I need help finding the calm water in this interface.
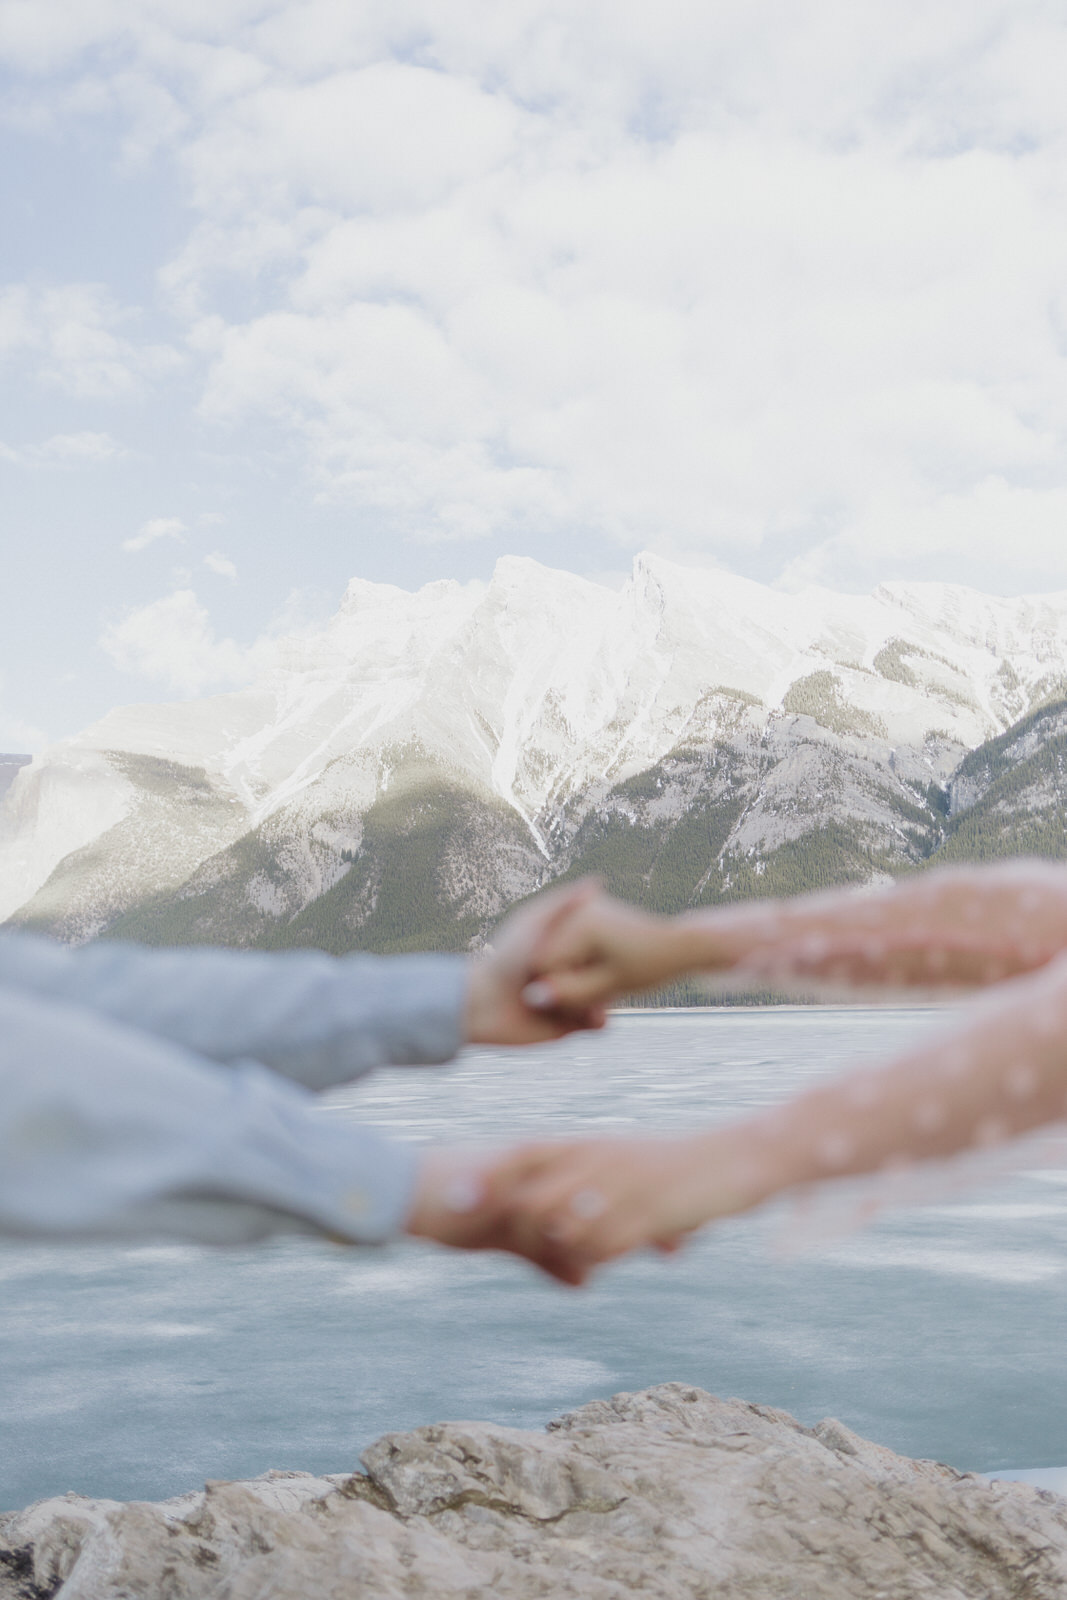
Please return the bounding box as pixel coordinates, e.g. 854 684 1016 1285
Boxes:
3 1008 1067 1511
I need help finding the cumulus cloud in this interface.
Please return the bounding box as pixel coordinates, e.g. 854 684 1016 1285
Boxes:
99 589 258 693
203 549 237 578
782 479 1067 592
8 2 1067 588
0 281 180 397
122 516 186 553
0 430 126 466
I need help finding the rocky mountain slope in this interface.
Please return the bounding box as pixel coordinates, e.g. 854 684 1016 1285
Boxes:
3 1384 1066 1599
4 555 1067 951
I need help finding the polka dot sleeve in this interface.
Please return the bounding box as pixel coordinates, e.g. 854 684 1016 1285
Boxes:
684 860 1067 994
713 950 1067 1218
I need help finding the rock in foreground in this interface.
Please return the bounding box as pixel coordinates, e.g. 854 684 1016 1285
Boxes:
2 1384 1066 1599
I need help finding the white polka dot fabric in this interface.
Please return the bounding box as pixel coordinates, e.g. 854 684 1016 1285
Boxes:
695 862 1067 1215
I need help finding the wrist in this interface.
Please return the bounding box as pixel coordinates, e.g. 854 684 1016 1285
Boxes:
675 908 760 975
681 1116 799 1220
405 1147 490 1241
461 960 494 1044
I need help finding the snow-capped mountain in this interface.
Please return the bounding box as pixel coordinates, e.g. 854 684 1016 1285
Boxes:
4 553 1067 949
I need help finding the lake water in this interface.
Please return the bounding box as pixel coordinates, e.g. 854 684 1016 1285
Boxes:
3 1007 1067 1511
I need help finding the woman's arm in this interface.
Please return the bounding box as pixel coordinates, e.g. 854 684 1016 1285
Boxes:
498 951 1067 1261
526 861 1067 1010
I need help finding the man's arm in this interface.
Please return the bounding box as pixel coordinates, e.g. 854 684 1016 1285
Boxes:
0 983 590 1281
0 882 605 1092
0 985 416 1245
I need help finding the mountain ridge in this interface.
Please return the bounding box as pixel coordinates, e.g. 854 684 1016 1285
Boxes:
4 554 1067 952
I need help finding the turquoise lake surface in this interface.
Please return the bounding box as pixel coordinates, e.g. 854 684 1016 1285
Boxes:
3 1008 1067 1509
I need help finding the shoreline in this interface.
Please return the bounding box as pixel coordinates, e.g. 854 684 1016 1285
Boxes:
609 1001 954 1014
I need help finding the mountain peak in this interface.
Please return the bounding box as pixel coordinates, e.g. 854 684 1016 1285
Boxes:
5 557 1067 932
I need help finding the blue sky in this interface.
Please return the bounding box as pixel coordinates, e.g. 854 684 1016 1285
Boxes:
4 0 1067 747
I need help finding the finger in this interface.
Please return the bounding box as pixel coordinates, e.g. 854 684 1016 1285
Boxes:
523 880 609 967
527 876 603 945
483 1140 565 1183
571 1209 657 1262
534 1176 680 1262
511 1170 621 1249
506 1157 603 1224
534 1001 610 1038
523 963 617 1012
530 1241 594 1287
488 1207 596 1286
479 1144 572 1210
503 879 603 968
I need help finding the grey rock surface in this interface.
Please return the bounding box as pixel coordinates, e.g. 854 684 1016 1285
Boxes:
3 1383 1067 1598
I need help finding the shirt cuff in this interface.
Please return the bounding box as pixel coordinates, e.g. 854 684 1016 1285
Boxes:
296 1116 422 1244
186 1065 424 1245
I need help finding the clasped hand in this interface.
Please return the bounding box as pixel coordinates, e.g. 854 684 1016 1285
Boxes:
408 1136 731 1285
416 862 1067 1283
410 881 721 1285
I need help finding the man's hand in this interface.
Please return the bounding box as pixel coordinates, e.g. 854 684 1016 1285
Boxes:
405 1147 594 1286
463 880 612 1046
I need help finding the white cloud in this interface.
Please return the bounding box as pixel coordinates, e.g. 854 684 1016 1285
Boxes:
122 516 186 553
36 430 126 463
203 549 237 578
188 121 1067 572
781 479 1067 591
9 2 1067 589
0 281 180 397
0 0 268 74
0 430 126 466
99 589 258 693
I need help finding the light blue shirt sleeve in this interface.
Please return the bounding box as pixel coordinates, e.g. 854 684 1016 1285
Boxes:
0 987 420 1245
0 932 468 1090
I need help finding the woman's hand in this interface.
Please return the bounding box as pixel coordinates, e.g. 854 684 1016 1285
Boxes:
485 1131 762 1266
405 1146 595 1285
519 896 699 1014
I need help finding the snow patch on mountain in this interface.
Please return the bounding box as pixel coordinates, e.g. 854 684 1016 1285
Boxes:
4 553 1067 932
